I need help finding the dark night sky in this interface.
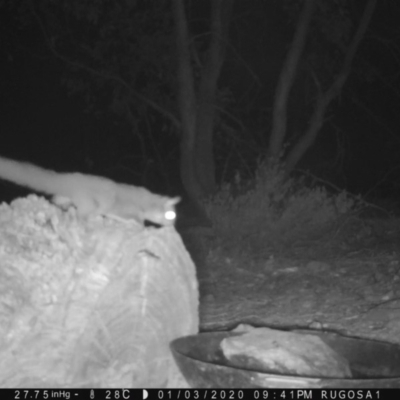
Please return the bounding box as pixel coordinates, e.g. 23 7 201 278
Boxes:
1 1 400 204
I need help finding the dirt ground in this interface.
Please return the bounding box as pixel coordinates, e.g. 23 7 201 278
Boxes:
180 216 400 345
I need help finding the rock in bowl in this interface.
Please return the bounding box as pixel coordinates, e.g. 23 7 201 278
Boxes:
170 329 400 388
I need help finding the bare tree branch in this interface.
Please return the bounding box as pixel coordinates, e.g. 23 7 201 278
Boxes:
29 1 181 128
267 0 317 163
285 0 377 171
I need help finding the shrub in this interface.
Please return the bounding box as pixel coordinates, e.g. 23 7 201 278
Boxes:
203 162 358 243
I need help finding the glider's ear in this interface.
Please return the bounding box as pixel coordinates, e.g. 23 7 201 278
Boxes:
167 197 181 207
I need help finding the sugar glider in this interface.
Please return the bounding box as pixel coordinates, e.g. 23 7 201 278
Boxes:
0 156 180 225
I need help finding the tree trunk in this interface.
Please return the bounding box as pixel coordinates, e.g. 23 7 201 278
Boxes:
173 0 233 201
173 0 204 202
284 0 377 172
267 0 316 165
195 0 233 195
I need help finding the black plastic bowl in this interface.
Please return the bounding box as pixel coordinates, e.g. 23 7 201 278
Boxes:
170 329 400 388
